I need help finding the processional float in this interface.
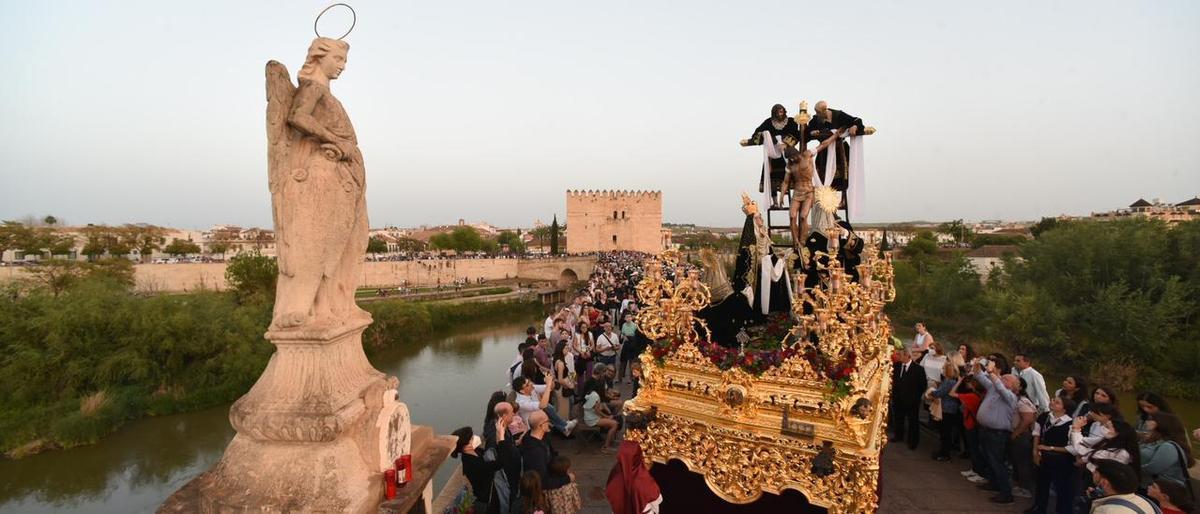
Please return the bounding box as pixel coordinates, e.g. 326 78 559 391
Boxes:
624 102 892 513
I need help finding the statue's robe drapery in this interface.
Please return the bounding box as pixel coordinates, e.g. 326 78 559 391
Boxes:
697 214 759 347
806 109 864 191
267 64 370 329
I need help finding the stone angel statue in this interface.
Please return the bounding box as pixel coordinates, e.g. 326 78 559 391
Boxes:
265 37 371 329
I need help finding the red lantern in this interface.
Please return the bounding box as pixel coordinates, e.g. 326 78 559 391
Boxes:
383 469 397 499
394 455 412 487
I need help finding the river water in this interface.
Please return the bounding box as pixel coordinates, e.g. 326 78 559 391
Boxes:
0 318 537 514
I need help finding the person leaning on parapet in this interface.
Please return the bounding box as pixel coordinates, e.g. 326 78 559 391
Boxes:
744 104 803 206
807 100 865 191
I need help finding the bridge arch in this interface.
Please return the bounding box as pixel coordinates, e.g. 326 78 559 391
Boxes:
558 268 579 287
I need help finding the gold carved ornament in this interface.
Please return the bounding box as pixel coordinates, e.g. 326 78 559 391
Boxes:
633 250 711 345
626 237 897 513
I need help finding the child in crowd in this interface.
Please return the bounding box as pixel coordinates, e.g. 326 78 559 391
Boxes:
949 375 987 484
543 455 582 514
518 470 550 514
1148 478 1194 514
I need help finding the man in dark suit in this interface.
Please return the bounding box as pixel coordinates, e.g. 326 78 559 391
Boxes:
891 348 927 450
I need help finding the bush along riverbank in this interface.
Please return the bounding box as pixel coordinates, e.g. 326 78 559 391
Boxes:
0 254 541 458
888 218 1200 400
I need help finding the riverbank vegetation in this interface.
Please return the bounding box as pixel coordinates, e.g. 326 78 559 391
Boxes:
0 254 541 458
890 218 1200 399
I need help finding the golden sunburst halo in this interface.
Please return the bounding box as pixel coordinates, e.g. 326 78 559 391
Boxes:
814 186 840 214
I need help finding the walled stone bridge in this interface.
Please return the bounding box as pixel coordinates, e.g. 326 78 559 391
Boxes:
0 256 598 293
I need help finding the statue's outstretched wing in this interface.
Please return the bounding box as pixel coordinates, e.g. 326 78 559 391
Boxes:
266 61 297 276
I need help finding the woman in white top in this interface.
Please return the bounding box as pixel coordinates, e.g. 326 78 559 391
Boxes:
581 379 619 453
920 341 948 388
911 322 934 352
1068 418 1140 473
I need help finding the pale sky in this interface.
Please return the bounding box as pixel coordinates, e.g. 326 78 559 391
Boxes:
1 1 1198 229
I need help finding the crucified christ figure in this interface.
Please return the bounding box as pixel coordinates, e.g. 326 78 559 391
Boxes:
779 128 846 250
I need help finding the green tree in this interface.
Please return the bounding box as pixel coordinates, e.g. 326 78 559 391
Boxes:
224 252 278 302
0 221 39 257
79 225 120 260
394 238 425 253
119 224 166 263
367 237 388 254
0 222 77 259
23 260 89 297
970 233 1028 248
936 219 973 245
43 215 58 226
207 242 230 259
44 230 75 256
429 227 488 252
903 218 1200 397
550 215 560 255
0 221 20 256
1029 217 1063 239
496 231 526 253
891 252 983 328
674 232 738 252
86 258 136 288
163 239 202 256
900 231 939 272
21 258 134 297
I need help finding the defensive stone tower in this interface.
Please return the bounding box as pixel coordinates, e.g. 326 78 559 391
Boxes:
565 190 665 254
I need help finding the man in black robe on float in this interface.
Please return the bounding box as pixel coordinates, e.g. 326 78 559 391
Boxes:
744 104 802 206
806 101 864 194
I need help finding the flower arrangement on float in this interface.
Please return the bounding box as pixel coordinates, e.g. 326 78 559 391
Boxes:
646 312 861 400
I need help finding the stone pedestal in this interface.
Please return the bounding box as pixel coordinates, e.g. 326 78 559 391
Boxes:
161 317 411 513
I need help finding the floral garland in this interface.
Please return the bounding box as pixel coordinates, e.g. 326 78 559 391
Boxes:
648 312 860 400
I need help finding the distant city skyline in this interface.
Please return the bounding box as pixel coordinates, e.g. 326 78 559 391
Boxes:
8 189 1193 232
2 1 1198 229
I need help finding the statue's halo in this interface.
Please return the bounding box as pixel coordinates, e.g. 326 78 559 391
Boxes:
314 3 356 40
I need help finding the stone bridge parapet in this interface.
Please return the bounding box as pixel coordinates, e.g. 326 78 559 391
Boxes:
0 256 599 293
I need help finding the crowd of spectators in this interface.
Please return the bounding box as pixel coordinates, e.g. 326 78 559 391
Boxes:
445 250 1200 513
893 323 1197 513
449 251 655 514
366 251 609 262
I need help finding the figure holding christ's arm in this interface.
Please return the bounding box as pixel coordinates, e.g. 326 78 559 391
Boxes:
779 128 845 250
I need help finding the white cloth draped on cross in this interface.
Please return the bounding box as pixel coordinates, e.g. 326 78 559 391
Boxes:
759 130 782 210
817 134 867 219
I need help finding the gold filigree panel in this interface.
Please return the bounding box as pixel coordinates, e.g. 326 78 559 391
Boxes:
627 412 880 513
